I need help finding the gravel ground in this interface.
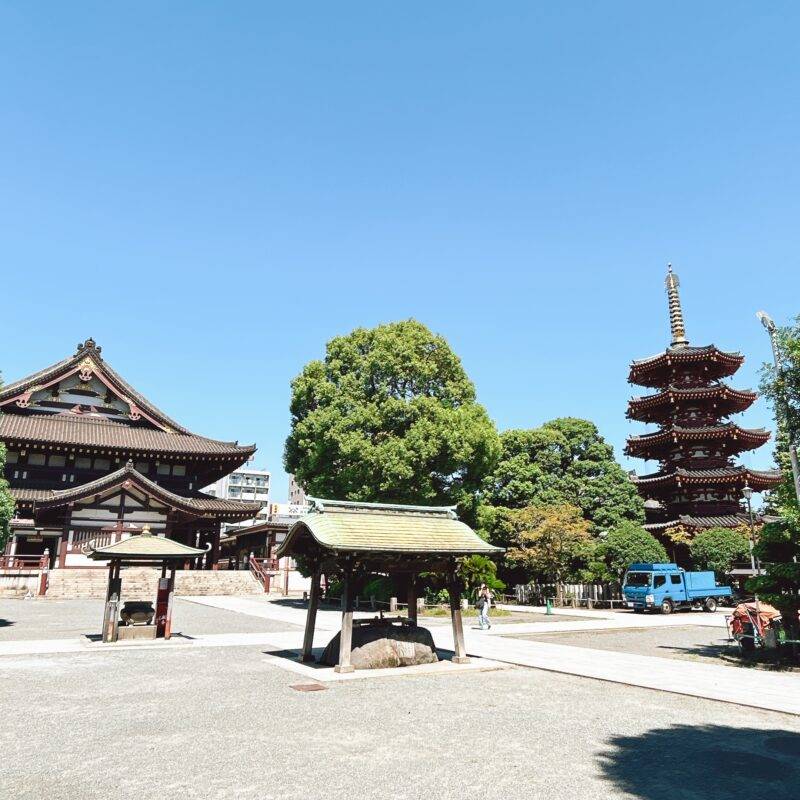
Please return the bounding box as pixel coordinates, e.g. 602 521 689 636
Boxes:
512 624 736 666
1 644 798 800
0 598 301 641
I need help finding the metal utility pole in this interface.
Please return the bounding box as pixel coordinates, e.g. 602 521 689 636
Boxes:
757 311 800 507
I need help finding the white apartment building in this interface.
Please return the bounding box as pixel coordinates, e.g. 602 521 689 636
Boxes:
202 462 270 532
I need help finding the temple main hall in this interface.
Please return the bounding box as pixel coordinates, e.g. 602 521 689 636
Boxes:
625 266 782 537
1 339 260 568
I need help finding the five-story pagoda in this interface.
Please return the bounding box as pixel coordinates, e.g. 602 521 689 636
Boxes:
625 266 781 537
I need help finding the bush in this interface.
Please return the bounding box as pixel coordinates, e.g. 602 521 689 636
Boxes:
690 527 750 579
594 522 668 584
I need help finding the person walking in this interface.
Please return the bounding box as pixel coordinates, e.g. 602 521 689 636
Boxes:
476 583 493 630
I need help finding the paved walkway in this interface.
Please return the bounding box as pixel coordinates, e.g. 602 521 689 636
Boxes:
185 596 800 715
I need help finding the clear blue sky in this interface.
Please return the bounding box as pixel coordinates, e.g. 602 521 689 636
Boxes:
2 3 798 501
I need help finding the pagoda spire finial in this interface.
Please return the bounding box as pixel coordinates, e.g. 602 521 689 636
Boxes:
665 263 688 348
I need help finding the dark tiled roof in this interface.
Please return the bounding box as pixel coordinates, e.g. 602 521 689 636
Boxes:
627 383 756 416
625 424 771 456
628 345 744 388
0 339 191 433
0 339 255 462
631 345 743 368
644 513 757 531
9 466 260 521
0 413 255 458
633 465 781 489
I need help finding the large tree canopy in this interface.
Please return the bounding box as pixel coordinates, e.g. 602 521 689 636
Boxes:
755 315 800 629
284 320 500 513
482 417 644 532
591 521 668 584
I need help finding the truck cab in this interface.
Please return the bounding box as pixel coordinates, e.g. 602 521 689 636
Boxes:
622 563 732 614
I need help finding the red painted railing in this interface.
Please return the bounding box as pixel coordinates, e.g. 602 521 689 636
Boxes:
0 554 48 570
248 557 279 592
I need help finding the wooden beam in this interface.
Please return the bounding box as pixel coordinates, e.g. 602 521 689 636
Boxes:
301 569 321 662
408 572 418 626
335 566 355 673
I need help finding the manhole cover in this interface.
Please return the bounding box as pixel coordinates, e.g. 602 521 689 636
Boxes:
290 683 327 692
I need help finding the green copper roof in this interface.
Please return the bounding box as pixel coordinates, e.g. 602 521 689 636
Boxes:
277 497 502 558
86 527 206 561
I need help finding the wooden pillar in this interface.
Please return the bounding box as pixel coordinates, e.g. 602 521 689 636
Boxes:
301 569 321 662
208 522 221 570
164 567 176 640
448 575 469 664
102 560 121 643
407 573 418 626
335 566 355 674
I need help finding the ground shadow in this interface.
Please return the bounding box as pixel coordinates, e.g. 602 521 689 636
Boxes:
0 619 14 628
598 725 800 800
262 646 461 668
657 642 731 659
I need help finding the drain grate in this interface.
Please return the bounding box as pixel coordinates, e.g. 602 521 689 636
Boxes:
290 683 328 692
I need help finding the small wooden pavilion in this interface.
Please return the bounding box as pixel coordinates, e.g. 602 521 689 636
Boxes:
276 498 502 672
85 525 206 642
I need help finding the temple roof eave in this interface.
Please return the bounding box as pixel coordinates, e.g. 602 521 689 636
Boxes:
625 424 771 457
0 413 256 462
9 466 260 522
632 466 782 492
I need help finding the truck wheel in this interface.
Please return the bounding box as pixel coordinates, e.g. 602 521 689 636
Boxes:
660 599 674 615
703 597 718 613
633 608 645 614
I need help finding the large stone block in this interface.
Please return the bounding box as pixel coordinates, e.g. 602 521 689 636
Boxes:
320 622 438 669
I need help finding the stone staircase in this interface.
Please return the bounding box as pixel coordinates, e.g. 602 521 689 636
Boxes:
45 568 262 599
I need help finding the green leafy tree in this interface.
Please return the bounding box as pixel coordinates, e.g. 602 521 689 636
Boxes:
459 554 506 595
284 320 500 518
482 418 644 535
591 521 667 585
689 527 750 579
506 503 592 604
754 315 800 633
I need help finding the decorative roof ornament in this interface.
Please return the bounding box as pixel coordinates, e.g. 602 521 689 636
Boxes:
665 264 689 348
75 338 102 356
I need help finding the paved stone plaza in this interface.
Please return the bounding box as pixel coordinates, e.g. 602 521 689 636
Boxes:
2 597 799 800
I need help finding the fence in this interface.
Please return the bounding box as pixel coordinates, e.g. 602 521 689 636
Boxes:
515 581 622 608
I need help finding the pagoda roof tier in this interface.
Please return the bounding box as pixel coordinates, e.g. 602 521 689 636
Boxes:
632 466 782 493
8 465 260 521
625 423 770 460
628 345 744 388
643 513 758 532
627 383 757 423
0 413 255 460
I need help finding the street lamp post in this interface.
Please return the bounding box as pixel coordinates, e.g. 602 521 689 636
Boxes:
742 483 762 626
757 311 800 507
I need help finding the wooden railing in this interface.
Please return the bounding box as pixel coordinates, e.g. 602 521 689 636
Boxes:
0 554 48 571
248 557 279 592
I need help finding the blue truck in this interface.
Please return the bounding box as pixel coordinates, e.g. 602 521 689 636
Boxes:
622 563 732 614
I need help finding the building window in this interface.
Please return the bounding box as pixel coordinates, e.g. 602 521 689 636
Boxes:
94 458 111 471
172 464 186 477
75 457 92 469
135 462 149 473
49 455 67 467
6 451 18 463
28 453 46 466
157 463 171 476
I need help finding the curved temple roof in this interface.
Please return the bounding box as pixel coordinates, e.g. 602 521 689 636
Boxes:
12 464 260 521
85 526 207 561
628 345 744 388
627 384 757 422
277 497 502 559
0 338 256 462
